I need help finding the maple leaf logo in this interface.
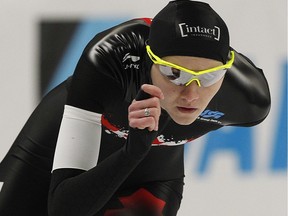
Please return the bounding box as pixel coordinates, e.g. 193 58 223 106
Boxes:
104 188 166 216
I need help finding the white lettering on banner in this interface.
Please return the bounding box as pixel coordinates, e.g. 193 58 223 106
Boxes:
178 23 220 41
0 182 3 192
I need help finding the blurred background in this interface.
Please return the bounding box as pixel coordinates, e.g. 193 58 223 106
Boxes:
0 0 287 215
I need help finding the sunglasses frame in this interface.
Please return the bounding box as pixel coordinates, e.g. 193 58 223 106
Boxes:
146 45 235 86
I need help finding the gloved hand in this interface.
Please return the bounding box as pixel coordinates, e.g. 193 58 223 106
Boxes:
125 85 164 159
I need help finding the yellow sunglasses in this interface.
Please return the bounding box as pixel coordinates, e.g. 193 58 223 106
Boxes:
146 45 235 87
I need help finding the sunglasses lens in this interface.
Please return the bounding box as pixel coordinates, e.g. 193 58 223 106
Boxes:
159 65 226 87
199 69 227 87
159 65 193 85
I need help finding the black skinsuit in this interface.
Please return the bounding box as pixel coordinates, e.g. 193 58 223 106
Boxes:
0 18 270 216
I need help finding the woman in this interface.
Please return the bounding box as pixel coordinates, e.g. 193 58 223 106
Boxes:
0 1 270 215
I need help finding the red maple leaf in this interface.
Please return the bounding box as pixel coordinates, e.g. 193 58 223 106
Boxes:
104 188 166 216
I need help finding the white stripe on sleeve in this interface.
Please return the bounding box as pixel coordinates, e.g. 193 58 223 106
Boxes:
0 182 3 192
52 105 102 171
